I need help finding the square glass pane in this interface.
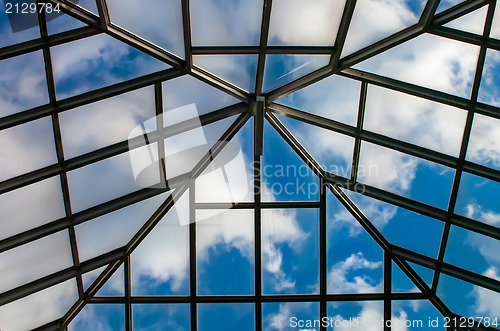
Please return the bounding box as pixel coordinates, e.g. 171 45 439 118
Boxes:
0 279 77 331
190 0 262 46
268 0 345 46
478 49 500 107
107 0 184 57
0 176 65 240
197 209 254 295
198 303 255 331
59 86 155 159
0 51 49 118
0 0 40 48
364 85 467 157
70 304 125 330
263 302 319 331
133 304 190 330
327 301 383 330
358 142 455 209
51 34 170 99
0 230 73 293
262 208 319 294
46 9 86 35
455 172 500 227
132 191 189 296
467 113 500 170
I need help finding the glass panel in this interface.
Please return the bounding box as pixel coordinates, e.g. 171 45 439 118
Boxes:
364 85 467 157
107 0 184 57
392 300 445 330
193 55 258 92
408 262 434 287
392 262 418 293
95 264 125 297
190 0 262 46
262 208 319 295
478 49 500 107
82 265 106 291
327 301 383 330
263 54 330 93
68 149 161 212
75 191 170 261
0 279 77 331
268 0 345 46
197 209 254 295
445 225 499 276
341 0 423 56
70 304 125 330
51 34 170 99
132 191 189 296
263 302 319 331
354 34 480 98
0 51 49 118
327 191 383 294
59 86 155 159
198 303 255 331
0 230 73 293
455 172 500 227
196 119 254 203
0 0 40 48
276 74 360 126
491 2 500 39
162 75 239 117
436 0 465 14
0 118 56 182
278 115 355 178
358 142 455 209
443 5 488 35
438 274 500 322
0 176 65 240
46 9 86 35
133 304 190 330
341 191 443 258
467 113 500 170
262 121 319 201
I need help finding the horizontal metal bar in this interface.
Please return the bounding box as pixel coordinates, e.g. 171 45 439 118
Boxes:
432 0 490 26
191 46 334 55
194 201 321 209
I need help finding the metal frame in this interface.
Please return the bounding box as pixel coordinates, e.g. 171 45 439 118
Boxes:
0 0 499 330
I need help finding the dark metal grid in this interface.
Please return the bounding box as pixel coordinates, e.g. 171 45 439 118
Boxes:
0 0 498 330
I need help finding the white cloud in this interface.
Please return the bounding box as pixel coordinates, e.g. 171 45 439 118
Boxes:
467 112 500 170
328 252 382 294
472 267 500 319
465 203 500 226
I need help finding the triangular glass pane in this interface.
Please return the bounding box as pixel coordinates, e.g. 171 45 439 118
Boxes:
74 0 98 14
342 190 444 259
162 75 240 116
436 0 466 14
75 192 170 261
262 121 319 201
341 0 424 57
354 34 480 98
0 279 78 331
131 190 190 296
193 55 258 92
275 74 360 126
51 34 171 99
190 0 262 46
82 265 106 292
268 0 345 46
95 264 125 297
0 51 49 118
278 114 355 178
408 262 434 287
444 5 488 35
491 3 500 39
107 0 184 57
263 54 330 93
327 190 383 294
70 304 125 330
466 113 500 171
364 84 467 157
47 5 87 35
478 49 500 107
195 118 253 203
392 300 444 330
392 261 419 293
358 141 455 209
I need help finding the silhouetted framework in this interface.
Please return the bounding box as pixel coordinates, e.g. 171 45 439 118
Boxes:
0 0 498 330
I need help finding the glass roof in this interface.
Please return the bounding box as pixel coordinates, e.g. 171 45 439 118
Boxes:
0 0 499 330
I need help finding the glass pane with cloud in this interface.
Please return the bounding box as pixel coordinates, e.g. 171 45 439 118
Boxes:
327 301 383 331
0 1 40 48
69 304 126 331
46 7 87 35
94 264 125 297
478 49 500 107
262 208 319 295
196 209 254 295
443 5 488 36
392 300 446 330
263 302 319 331
466 113 500 170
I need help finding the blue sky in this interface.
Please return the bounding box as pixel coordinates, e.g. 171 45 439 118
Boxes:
0 0 499 330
